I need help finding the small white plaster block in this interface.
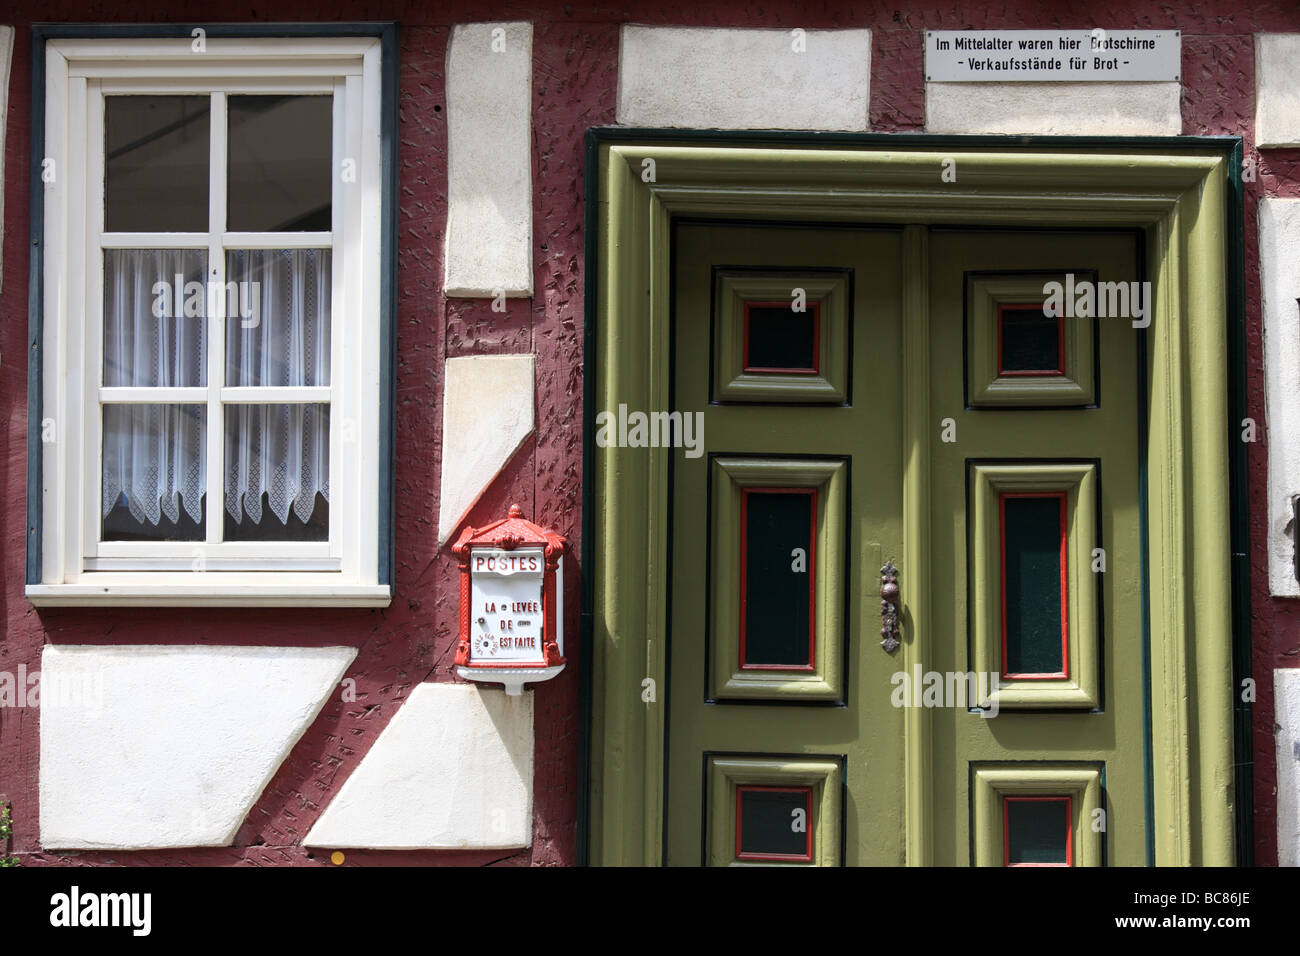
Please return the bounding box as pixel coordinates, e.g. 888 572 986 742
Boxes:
1277 669 1300 866
617 26 872 131
925 82 1181 135
39 644 356 850
437 354 535 546
304 683 534 850
1260 199 1300 597
444 21 534 297
1256 35 1300 148
0 26 13 301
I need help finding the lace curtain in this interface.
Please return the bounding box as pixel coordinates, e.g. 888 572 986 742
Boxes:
225 249 331 526
101 248 331 530
102 249 206 526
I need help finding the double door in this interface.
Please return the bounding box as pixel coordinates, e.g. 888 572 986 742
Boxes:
666 221 1144 866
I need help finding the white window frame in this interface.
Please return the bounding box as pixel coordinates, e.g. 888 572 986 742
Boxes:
28 34 391 606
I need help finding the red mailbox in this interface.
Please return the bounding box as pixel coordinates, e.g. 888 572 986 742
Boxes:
452 504 566 695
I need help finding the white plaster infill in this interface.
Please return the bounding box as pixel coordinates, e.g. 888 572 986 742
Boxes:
617 25 872 131
444 21 534 297
305 682 534 850
1277 669 1300 866
437 354 536 547
0 25 13 303
925 81 1180 135
1259 199 1300 597
1256 35 1300 149
39 644 356 850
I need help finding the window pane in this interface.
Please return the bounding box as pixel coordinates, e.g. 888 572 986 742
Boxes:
744 302 819 373
1002 494 1067 676
224 404 329 541
105 96 210 232
102 404 205 541
104 249 207 387
227 96 333 231
741 488 815 668
225 249 331 386
737 787 813 860
999 303 1063 374
1005 797 1071 865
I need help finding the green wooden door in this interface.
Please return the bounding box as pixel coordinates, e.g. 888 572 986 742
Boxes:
926 229 1145 866
666 222 1145 866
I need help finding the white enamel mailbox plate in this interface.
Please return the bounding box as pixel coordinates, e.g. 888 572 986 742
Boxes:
469 547 547 664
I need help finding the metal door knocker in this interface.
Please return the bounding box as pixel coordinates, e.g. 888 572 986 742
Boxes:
880 560 901 653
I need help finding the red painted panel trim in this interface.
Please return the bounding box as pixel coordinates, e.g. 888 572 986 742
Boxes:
1002 795 1074 867
741 299 821 375
997 302 1065 377
999 491 1069 680
735 785 815 862
738 486 817 672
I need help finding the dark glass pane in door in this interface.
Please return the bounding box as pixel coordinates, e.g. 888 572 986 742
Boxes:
745 303 818 372
1002 494 1066 676
1005 797 1071 865
999 303 1062 374
738 787 812 860
742 489 815 668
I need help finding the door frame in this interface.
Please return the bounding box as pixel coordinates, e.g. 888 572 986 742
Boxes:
579 130 1250 866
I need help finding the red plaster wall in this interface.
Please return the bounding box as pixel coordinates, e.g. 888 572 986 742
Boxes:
0 1 1296 867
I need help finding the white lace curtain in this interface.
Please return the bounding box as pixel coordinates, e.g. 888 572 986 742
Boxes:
225 249 331 526
101 247 331 530
102 249 206 527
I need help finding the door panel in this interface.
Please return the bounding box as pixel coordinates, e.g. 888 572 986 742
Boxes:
668 223 906 866
666 222 1145 866
928 229 1145 866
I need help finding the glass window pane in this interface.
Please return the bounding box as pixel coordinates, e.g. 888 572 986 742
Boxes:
741 488 816 669
1002 493 1067 677
744 302 819 373
104 249 207 387
225 249 331 386
105 96 210 232
227 95 333 231
999 303 1063 375
737 787 813 860
102 404 205 541
1005 797 1071 865
224 404 329 541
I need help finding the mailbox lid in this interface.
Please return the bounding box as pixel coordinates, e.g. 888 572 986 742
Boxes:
451 503 565 562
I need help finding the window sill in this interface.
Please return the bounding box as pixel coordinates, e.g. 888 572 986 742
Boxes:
26 579 392 607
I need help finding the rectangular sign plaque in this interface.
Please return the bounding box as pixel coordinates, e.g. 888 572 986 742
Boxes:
925 30 1181 83
469 547 547 664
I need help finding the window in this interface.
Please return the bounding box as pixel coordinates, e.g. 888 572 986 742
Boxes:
28 28 396 605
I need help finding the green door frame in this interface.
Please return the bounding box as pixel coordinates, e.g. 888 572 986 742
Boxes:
578 129 1251 867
